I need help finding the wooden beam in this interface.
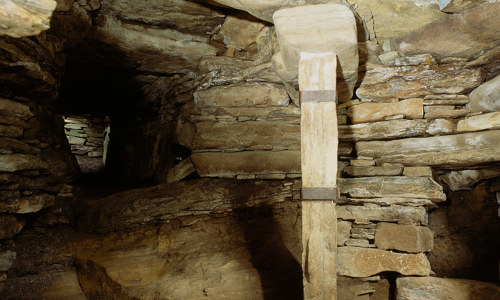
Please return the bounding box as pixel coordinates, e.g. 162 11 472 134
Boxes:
299 52 338 299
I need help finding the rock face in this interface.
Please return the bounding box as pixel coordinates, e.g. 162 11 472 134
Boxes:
347 98 423 124
272 3 358 102
396 277 500 300
468 74 500 113
395 3 500 59
374 222 434 253
356 130 500 168
0 0 57 37
337 247 431 277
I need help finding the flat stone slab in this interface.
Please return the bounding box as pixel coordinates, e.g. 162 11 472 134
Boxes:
338 176 446 201
337 246 431 277
191 151 301 178
468 74 500 113
356 64 484 101
194 83 290 108
347 98 423 124
375 222 434 253
337 205 427 225
456 112 500 132
396 276 500 300
356 130 500 169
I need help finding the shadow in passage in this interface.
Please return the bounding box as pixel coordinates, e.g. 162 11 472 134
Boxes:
233 203 303 300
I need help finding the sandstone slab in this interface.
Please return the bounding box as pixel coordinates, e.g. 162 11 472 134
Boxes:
191 151 300 178
468 74 500 113
395 3 500 59
338 119 429 141
337 220 352 246
0 98 33 120
0 125 23 137
166 157 195 183
194 82 289 108
456 112 500 132
356 64 484 101
0 250 15 272
343 165 403 177
192 121 300 151
396 276 500 300
440 168 500 191
403 166 433 177
347 98 423 124
0 193 55 214
272 4 358 102
356 130 500 168
0 0 56 38
337 205 427 225
375 222 433 253
217 12 266 51
0 154 48 172
337 246 431 277
424 108 470 119
439 0 485 13
338 176 446 201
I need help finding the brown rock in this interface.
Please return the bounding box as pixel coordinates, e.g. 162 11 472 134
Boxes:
0 250 15 272
217 12 266 51
344 165 403 177
396 276 500 300
347 98 423 124
403 166 433 177
439 0 485 13
0 194 55 214
0 98 33 119
424 108 470 119
395 3 500 59
337 246 431 277
468 74 500 113
337 220 352 246
375 222 434 253
192 121 299 151
356 64 484 101
0 125 23 137
0 215 24 239
356 130 500 169
338 176 446 201
0 154 48 172
166 157 195 183
440 168 500 191
337 205 428 225
194 83 289 108
338 119 429 141
191 151 300 178
456 112 500 132
0 0 56 38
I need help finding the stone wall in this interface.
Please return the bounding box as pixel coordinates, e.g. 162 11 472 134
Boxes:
63 115 107 173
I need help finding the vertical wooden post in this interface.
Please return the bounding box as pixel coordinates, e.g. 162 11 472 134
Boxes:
299 52 338 300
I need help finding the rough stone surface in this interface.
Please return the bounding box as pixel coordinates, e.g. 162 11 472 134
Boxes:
357 130 500 168
347 98 423 124
337 246 431 277
344 165 403 177
468 74 500 113
337 220 352 246
166 157 195 183
375 222 434 253
456 112 500 132
440 168 500 190
0 154 48 172
403 166 433 177
0 0 57 38
337 205 428 224
194 83 289 108
357 64 484 101
0 250 15 272
217 12 266 51
0 215 23 239
338 176 446 201
338 119 429 141
439 0 485 13
191 151 300 178
396 276 500 300
395 3 500 59
0 98 33 120
272 3 358 102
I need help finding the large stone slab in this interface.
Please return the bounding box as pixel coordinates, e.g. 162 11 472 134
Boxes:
338 176 446 201
395 3 500 59
468 74 500 113
375 222 433 253
272 4 358 102
396 276 500 300
356 130 500 168
217 12 266 51
0 98 33 120
347 98 423 124
0 250 15 272
337 246 431 277
337 205 427 225
456 112 500 132
338 119 428 141
440 168 500 191
191 151 300 178
192 121 300 150
356 64 484 101
0 215 23 239
0 154 48 172
438 0 485 13
194 83 289 108
343 165 403 177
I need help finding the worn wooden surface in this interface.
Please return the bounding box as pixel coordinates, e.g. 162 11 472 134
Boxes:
299 52 338 299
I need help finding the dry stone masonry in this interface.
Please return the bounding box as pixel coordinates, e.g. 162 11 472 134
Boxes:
0 0 500 299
